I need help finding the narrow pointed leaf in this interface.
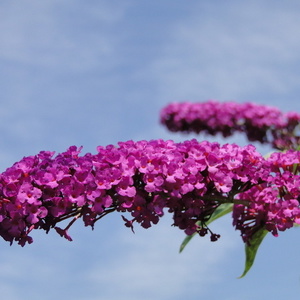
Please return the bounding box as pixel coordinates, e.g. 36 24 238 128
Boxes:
238 228 268 278
179 232 196 253
179 203 233 252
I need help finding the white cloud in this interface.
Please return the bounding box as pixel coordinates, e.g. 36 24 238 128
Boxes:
85 215 238 300
149 1 300 103
0 0 129 70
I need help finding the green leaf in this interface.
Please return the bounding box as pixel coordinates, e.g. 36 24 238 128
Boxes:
179 203 233 253
292 162 299 174
238 228 268 278
179 231 197 253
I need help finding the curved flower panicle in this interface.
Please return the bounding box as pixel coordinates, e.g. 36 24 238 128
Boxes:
0 139 299 246
160 101 300 150
0 139 274 246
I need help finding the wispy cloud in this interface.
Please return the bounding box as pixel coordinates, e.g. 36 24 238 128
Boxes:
149 1 300 105
0 1 128 69
85 215 238 300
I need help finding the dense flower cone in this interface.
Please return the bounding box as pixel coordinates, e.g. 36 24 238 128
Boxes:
0 139 299 246
160 101 300 150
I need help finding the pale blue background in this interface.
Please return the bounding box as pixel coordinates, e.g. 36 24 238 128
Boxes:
1 1 300 299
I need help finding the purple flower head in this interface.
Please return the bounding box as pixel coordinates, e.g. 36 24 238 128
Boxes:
233 150 300 243
0 139 298 246
161 101 300 150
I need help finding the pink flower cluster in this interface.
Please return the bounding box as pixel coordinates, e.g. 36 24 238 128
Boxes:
0 139 278 246
160 101 300 150
233 150 300 243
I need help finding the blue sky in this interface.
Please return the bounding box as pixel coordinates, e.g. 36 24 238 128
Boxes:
1 1 300 299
